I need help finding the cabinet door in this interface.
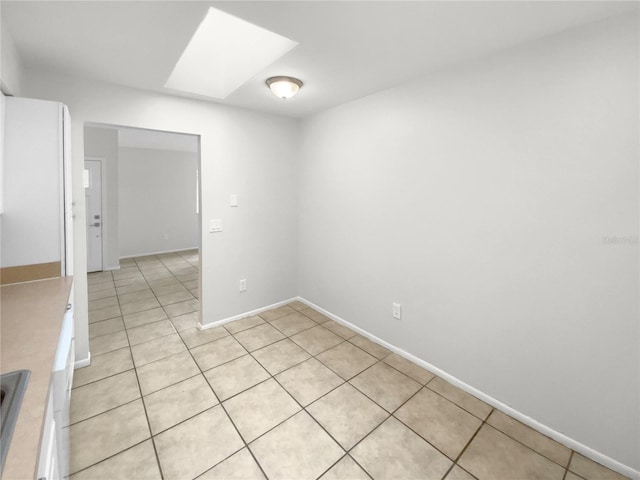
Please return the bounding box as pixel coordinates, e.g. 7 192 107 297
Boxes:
53 304 74 479
37 394 61 480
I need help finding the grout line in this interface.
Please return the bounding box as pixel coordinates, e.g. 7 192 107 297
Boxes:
298 315 579 476
68 396 140 427
185 307 358 476
172 319 270 479
452 411 489 465
339 360 483 472
85 266 593 480
477 413 575 471
563 451 576 480
68 438 152 477
83 252 202 478
132 256 270 479
346 453 376 480
313 453 373 480
225 312 402 477
115 270 166 480
441 464 456 480
85 278 442 478
423 380 491 422
71 365 135 390
139 370 203 398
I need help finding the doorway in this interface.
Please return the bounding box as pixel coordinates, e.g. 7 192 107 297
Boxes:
83 123 201 310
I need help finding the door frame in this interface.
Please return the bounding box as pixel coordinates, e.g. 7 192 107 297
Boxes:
84 156 106 272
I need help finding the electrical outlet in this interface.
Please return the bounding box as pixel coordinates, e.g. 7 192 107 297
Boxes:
209 219 222 233
239 279 247 292
392 303 402 320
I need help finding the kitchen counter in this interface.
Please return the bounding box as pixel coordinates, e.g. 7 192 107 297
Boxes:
1 277 73 480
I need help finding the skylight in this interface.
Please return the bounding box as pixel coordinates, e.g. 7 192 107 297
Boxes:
164 7 298 99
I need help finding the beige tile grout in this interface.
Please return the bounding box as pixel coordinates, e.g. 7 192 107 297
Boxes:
254 309 565 479
219 308 399 478
164 318 269 479
134 303 351 477
283 310 584 478
84 253 622 480
81 251 203 478
68 395 141 428
114 265 166 480
68 438 153 478
128 253 271 480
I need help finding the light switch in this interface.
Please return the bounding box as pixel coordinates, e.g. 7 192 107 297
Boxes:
209 219 222 233
229 194 238 207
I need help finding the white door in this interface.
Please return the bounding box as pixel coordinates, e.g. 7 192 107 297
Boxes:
84 160 103 272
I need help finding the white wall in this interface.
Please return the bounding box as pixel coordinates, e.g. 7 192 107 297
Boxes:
21 72 299 366
299 15 639 472
1 97 63 269
0 23 24 96
118 146 198 257
84 126 119 270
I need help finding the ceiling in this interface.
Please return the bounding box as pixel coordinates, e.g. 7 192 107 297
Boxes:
1 1 636 118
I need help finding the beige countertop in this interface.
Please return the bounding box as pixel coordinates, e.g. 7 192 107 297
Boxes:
1 276 73 480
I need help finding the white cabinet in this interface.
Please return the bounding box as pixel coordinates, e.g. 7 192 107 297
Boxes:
52 301 74 479
36 394 61 480
37 293 74 480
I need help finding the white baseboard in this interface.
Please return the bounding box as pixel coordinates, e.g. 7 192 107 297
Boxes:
120 246 199 260
198 297 298 331
296 296 640 480
74 352 91 369
102 265 120 271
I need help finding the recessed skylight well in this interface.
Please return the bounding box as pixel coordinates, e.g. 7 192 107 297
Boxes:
165 7 298 99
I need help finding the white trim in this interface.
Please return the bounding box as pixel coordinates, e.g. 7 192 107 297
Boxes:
74 352 91 369
119 246 200 260
102 265 120 271
198 297 298 331
296 296 640 480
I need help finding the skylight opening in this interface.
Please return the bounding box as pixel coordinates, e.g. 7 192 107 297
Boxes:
164 7 298 99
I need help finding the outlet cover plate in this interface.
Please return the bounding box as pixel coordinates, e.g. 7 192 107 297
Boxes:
209 219 223 233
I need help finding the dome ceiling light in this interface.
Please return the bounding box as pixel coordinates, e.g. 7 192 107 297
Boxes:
266 76 303 99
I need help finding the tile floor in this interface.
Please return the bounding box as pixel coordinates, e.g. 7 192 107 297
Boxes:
74 250 630 480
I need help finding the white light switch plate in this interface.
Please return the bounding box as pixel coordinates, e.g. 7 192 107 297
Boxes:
229 194 238 207
392 303 402 320
209 219 222 233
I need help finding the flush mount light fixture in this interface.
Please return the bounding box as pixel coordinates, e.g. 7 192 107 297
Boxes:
266 76 303 99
